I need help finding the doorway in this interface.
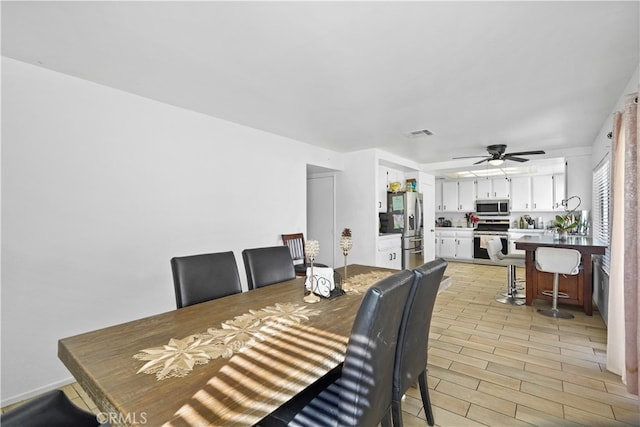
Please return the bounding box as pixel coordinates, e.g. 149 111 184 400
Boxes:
307 173 335 267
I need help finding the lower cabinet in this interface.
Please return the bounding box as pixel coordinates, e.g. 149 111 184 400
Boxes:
435 229 473 260
377 234 402 269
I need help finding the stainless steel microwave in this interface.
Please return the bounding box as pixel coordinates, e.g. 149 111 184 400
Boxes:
475 199 510 216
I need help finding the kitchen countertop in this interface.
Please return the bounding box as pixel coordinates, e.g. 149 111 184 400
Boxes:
508 228 547 233
435 226 475 230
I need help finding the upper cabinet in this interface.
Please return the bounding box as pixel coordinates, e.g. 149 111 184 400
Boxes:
553 174 566 211
507 174 565 212
491 177 510 199
531 175 554 211
435 180 443 211
438 180 475 212
475 177 510 199
458 180 475 211
441 181 458 212
377 166 405 212
510 176 531 210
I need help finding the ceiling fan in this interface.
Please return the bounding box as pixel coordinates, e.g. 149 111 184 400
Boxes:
453 144 546 165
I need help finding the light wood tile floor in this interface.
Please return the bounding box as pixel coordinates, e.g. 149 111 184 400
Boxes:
2 262 639 426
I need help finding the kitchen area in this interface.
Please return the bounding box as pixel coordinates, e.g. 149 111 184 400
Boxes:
365 153 593 265
337 149 593 278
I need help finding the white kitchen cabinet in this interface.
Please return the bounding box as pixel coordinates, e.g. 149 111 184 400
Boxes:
435 229 473 260
458 180 475 211
377 166 405 212
553 174 566 211
376 234 402 269
476 179 492 199
436 230 456 258
475 177 510 200
510 176 531 211
441 181 458 212
440 180 474 212
531 175 554 211
435 180 443 211
377 166 389 212
492 177 510 199
456 229 474 259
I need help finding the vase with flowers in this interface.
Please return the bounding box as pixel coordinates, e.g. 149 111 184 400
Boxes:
465 212 480 228
553 214 577 241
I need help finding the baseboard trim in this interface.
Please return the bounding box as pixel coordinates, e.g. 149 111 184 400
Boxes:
1 376 75 408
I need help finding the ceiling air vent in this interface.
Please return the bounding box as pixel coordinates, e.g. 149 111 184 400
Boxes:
404 129 434 138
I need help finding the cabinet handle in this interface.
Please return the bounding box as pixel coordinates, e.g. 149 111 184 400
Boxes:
379 201 381 208
443 205 446 210
494 192 497 197
459 204 462 210
526 203 528 209
534 203 537 209
389 253 393 261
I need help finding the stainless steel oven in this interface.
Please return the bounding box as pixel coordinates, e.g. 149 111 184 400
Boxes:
473 219 510 259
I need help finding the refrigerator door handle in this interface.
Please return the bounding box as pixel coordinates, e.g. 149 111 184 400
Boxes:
416 195 423 237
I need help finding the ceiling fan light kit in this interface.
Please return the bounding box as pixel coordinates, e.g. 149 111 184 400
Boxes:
488 158 505 166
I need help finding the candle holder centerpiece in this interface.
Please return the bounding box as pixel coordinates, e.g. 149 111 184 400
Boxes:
340 228 353 282
303 240 321 304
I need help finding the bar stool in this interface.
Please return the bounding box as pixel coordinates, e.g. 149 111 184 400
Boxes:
486 237 525 305
535 247 581 319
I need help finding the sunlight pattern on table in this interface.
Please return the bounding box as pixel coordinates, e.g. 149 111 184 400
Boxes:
134 303 321 380
341 270 393 294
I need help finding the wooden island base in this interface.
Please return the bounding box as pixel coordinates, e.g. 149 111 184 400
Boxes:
515 235 606 316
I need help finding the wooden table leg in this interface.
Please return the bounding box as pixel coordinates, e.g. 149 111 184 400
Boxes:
525 249 534 306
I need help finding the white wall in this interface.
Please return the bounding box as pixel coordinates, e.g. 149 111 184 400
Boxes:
592 65 639 167
335 150 378 266
0 57 343 404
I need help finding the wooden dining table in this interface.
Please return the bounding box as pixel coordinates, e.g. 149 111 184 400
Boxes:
58 264 399 427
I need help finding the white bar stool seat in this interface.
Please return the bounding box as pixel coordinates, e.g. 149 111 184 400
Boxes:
487 237 526 305
535 247 581 319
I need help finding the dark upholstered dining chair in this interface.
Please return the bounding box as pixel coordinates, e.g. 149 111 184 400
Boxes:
242 246 296 290
0 389 99 427
258 269 415 427
391 258 447 427
170 251 242 308
281 233 328 276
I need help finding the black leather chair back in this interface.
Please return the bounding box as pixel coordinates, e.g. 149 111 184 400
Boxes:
0 389 99 427
242 246 296 290
257 269 414 427
392 258 447 426
337 269 414 426
171 251 242 308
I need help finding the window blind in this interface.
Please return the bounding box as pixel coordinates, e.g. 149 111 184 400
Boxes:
592 155 610 273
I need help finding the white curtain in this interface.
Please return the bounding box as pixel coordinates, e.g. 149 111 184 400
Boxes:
607 109 626 377
606 92 639 405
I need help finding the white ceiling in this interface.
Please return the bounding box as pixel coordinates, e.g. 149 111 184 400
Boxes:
2 1 638 167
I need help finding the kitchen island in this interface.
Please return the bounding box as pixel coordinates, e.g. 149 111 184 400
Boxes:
515 235 607 315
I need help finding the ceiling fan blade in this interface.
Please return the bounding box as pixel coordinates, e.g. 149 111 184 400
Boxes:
505 150 545 156
452 155 490 159
473 158 491 165
504 156 529 162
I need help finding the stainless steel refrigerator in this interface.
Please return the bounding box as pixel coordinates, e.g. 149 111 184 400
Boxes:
386 192 424 269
